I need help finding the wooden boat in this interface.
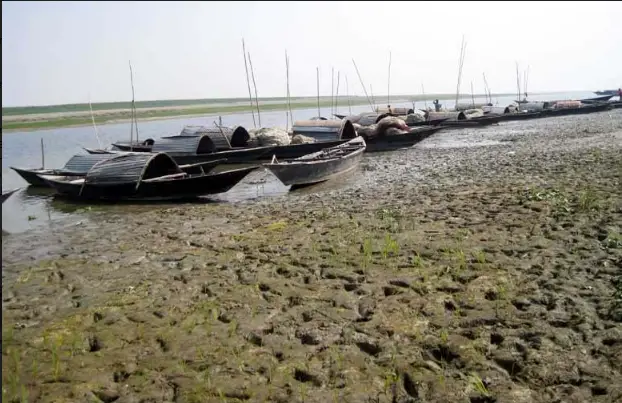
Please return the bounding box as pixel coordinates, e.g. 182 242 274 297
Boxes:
494 111 543 122
594 90 618 96
578 94 615 104
86 134 360 165
362 126 443 152
264 137 366 189
11 154 116 187
439 114 502 127
1 188 20 204
541 102 612 117
85 135 277 164
41 153 256 201
110 139 155 152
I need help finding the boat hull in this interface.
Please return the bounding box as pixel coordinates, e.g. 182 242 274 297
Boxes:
42 166 258 201
10 167 55 187
363 127 442 152
264 140 366 187
112 142 153 152
1 188 20 204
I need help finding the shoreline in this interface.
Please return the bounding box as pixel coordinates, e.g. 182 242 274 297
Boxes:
1 99 373 133
2 93 520 133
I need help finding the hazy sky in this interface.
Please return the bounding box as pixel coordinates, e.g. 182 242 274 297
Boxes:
2 1 621 107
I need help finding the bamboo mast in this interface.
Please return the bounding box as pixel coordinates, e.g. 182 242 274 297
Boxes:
248 52 261 127
351 59 374 110
335 71 340 115
242 39 257 128
345 74 352 115
454 35 467 110
387 51 392 107
316 67 321 118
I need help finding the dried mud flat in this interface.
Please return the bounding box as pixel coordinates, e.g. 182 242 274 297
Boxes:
3 111 622 403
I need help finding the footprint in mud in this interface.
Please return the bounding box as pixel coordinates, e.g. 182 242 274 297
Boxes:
293 368 323 387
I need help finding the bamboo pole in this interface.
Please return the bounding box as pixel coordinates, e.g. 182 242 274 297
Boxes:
242 39 257 128
88 94 102 149
351 59 374 111
370 84 376 110
454 35 467 110
287 53 293 127
471 81 475 107
129 61 138 144
331 67 335 117
345 74 352 115
515 61 521 103
482 73 491 104
40 138 45 169
387 51 392 107
316 67 321 118
248 52 261 127
335 71 340 115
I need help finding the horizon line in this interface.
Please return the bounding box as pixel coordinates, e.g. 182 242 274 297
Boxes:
1 89 598 109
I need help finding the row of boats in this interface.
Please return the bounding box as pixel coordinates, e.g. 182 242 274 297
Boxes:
5 94 619 203
8 137 367 202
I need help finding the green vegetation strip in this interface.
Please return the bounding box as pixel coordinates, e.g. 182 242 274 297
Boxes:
2 93 517 132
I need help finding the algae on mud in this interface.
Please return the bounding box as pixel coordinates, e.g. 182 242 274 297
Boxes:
2 110 622 403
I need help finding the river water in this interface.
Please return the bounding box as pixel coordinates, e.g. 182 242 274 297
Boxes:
1 91 598 234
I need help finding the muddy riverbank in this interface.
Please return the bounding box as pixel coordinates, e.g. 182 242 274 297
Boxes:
2 111 622 403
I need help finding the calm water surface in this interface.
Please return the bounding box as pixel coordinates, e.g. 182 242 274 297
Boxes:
1 92 596 234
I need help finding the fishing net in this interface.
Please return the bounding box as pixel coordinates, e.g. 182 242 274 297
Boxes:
463 109 485 119
247 127 291 146
290 134 316 145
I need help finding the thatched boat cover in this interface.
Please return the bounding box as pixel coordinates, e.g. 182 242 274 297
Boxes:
61 154 116 174
375 107 414 115
291 119 357 142
455 102 492 111
84 153 181 185
170 125 250 150
151 135 217 155
343 112 390 127
427 111 466 121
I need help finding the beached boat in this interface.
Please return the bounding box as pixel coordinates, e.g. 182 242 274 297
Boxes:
578 94 615 104
1 188 20 204
11 154 116 187
11 152 225 188
264 137 366 189
363 126 443 152
41 153 256 201
542 102 612 117
594 90 618 96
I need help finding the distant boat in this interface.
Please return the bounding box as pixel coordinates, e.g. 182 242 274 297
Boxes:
264 137 366 189
579 94 615 104
594 89 618 96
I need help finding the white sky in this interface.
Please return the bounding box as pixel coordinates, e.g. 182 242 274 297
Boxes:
2 1 621 107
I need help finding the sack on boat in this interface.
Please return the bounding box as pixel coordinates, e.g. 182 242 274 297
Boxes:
375 116 410 137
290 134 316 145
248 127 291 146
463 109 485 119
356 124 377 139
402 113 426 124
